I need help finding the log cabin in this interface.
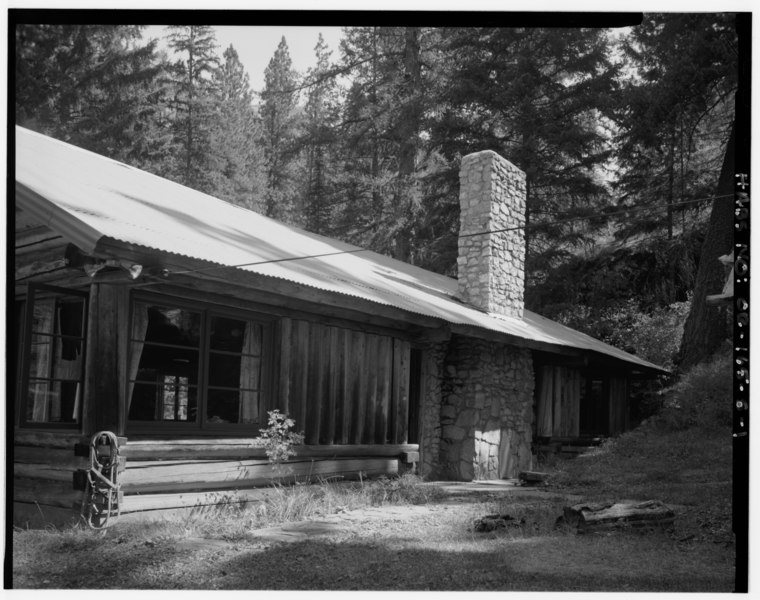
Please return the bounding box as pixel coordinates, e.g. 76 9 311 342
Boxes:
11 126 666 526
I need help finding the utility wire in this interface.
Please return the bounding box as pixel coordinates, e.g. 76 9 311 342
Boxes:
167 248 370 275
158 192 732 277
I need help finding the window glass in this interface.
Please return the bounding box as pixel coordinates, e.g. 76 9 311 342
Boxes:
127 304 266 428
127 303 201 423
23 288 86 426
206 316 262 426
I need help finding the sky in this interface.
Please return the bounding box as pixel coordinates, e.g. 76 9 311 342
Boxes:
144 25 345 93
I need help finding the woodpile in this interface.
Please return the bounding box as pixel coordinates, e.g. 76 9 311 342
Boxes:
560 500 675 533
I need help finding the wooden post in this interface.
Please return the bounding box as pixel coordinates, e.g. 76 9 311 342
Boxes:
82 282 124 435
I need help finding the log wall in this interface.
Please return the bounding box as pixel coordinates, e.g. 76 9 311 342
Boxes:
12 432 415 527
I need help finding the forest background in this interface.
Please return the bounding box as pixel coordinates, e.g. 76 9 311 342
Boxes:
14 15 738 395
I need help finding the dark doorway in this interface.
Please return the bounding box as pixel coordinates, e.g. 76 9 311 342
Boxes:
579 378 609 436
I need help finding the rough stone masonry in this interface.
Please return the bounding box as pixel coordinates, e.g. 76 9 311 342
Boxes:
422 150 534 481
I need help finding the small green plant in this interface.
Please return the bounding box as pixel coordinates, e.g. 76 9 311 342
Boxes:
258 409 305 470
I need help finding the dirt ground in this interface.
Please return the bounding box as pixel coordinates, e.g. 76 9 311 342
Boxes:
10 484 735 591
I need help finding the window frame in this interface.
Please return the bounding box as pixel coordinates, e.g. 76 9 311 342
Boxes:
126 292 274 435
18 283 89 430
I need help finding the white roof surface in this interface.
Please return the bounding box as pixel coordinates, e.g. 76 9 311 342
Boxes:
15 126 664 372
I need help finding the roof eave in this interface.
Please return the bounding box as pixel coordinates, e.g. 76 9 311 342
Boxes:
16 182 103 255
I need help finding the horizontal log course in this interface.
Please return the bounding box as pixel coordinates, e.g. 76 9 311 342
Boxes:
121 486 286 514
14 432 83 449
14 477 83 508
15 446 89 470
14 462 80 483
121 457 399 494
122 442 418 461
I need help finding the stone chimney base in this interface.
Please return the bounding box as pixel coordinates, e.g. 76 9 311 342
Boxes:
437 336 534 481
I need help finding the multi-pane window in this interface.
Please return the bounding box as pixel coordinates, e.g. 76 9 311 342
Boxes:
127 298 267 430
20 285 88 427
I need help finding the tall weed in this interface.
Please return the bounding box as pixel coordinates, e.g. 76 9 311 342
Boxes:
657 350 732 431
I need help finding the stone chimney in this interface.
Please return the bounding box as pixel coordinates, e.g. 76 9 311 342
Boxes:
457 150 527 320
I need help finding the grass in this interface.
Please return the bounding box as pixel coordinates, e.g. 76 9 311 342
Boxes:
11 353 736 590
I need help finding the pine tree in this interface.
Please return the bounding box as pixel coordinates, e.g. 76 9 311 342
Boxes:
260 36 301 222
208 44 266 211
15 24 172 170
613 14 736 243
165 25 219 192
429 27 619 281
300 34 340 234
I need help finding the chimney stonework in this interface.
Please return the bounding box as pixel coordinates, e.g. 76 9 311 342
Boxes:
457 150 527 319
418 149 535 483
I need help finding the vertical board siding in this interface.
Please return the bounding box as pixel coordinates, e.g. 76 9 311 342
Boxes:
374 337 392 444
363 334 378 443
278 320 409 446
609 377 628 436
552 367 563 437
392 338 411 444
305 323 324 445
536 366 553 437
340 329 352 444
536 366 581 438
277 318 292 416
350 330 367 444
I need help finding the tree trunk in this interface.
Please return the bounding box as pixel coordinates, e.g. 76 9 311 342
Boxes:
676 122 735 372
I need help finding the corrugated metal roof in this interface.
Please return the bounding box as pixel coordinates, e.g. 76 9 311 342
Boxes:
14 126 665 373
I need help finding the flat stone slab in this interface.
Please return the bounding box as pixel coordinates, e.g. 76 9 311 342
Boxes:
248 519 349 542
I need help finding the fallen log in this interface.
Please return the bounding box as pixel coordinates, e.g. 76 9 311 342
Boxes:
562 500 675 533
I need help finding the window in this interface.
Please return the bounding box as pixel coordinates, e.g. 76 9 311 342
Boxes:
126 297 269 431
20 284 88 428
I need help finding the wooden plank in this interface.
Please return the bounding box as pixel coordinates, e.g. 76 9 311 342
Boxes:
536 366 553 437
14 477 82 507
323 327 340 445
120 486 283 513
363 334 378 444
14 226 63 249
569 370 581 437
14 432 82 448
277 318 292 415
120 461 399 514
340 329 353 444
14 446 88 470
14 463 78 482
293 319 311 434
374 336 392 444
392 338 411 444
122 443 418 461
552 367 563 437
350 330 366 444
121 457 399 494
305 323 324 445
15 257 69 281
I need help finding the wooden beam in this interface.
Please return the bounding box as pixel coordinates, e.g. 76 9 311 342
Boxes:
120 457 399 494
15 257 68 281
82 283 125 433
122 442 418 461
